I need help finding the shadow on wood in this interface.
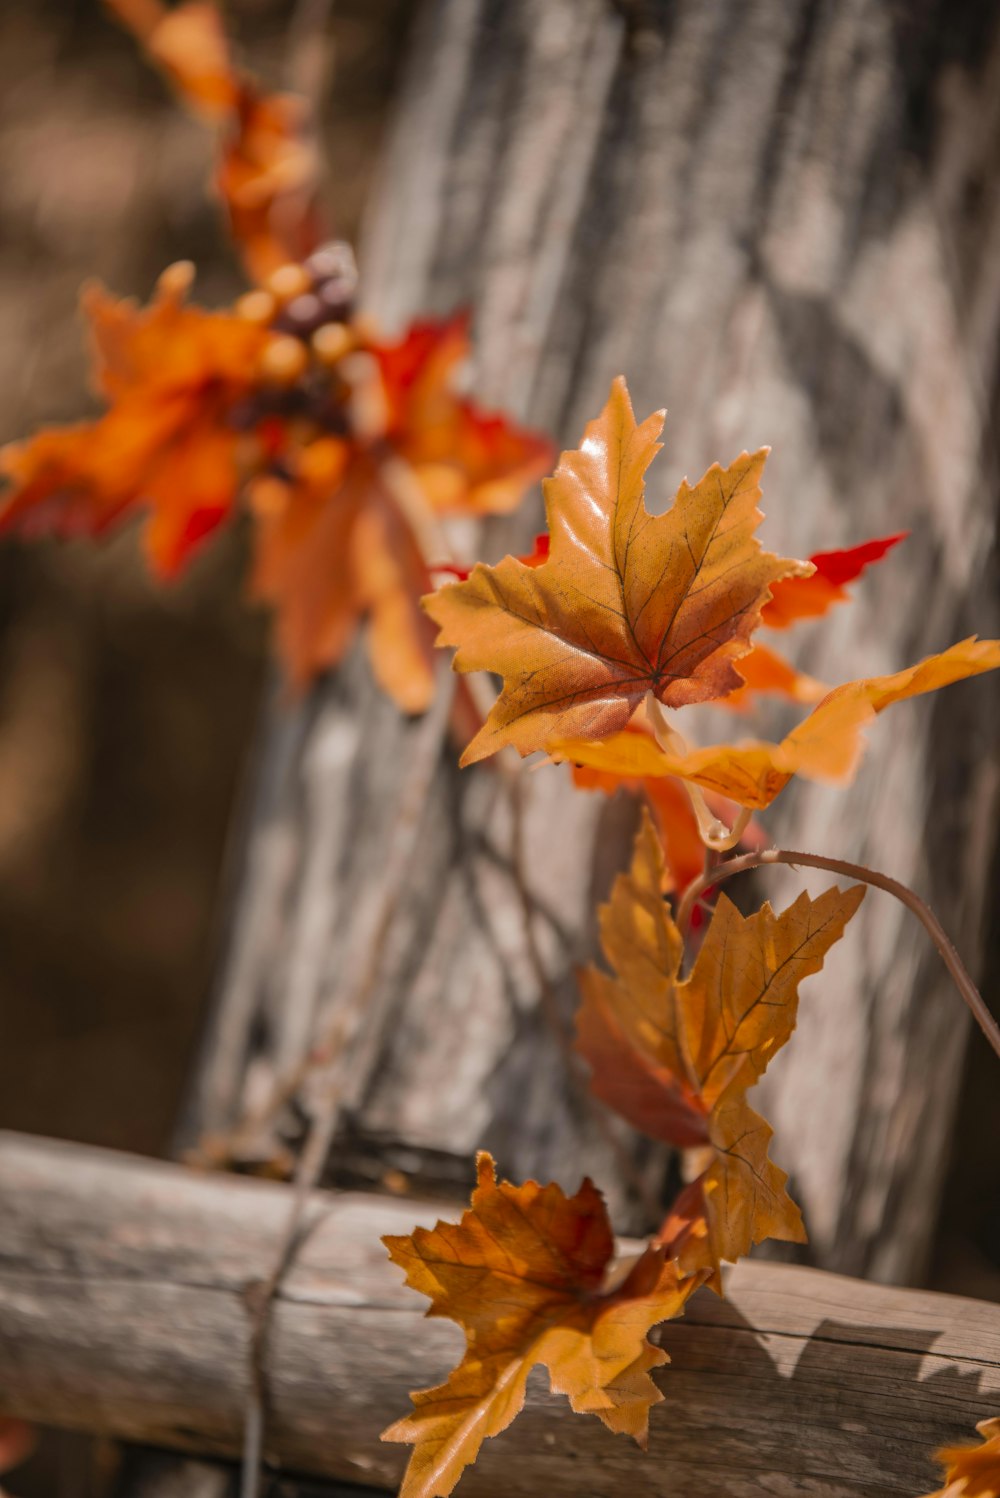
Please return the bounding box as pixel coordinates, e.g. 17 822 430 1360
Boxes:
1 1132 998 1497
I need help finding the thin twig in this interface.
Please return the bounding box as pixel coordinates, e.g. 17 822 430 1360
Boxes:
238 662 455 1498
675 847 1000 1063
508 771 664 1225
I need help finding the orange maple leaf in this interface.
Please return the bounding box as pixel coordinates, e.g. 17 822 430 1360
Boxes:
249 315 552 704
0 264 272 575
577 811 865 1280
382 1152 708 1498
0 269 550 708
762 531 908 630
553 638 1000 810
107 0 321 281
424 376 811 765
921 1417 1000 1498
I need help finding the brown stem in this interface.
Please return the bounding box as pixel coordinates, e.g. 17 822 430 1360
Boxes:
676 848 1000 1064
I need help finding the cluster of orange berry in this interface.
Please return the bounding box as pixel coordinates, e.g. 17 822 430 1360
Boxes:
236 240 360 390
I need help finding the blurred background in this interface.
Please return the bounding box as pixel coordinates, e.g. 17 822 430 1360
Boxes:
0 11 406 1484
0 0 408 1155
0 0 999 1492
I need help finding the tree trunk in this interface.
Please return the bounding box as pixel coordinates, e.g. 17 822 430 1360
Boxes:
181 0 1000 1288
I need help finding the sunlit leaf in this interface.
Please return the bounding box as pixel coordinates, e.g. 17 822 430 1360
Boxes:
553 638 1000 809
425 376 811 765
381 1152 707 1498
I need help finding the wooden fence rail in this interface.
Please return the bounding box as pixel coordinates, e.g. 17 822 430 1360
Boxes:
0 1131 998 1497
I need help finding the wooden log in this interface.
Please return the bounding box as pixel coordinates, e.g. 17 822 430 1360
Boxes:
184 0 1000 1286
1 1132 998 1498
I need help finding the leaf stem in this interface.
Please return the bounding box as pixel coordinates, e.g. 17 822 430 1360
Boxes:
675 848 1000 1063
644 692 750 852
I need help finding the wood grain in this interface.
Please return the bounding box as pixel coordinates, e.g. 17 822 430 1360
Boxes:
1 1132 998 1498
184 0 1000 1283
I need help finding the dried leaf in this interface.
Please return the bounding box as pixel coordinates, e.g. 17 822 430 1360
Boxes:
251 446 439 707
577 811 865 1278
382 1152 707 1498
553 638 1000 809
1 260 548 709
424 376 811 765
128 0 239 118
249 439 363 686
218 89 321 282
922 1417 1000 1498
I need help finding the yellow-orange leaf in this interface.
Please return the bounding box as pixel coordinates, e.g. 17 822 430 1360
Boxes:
382 1152 707 1498
577 812 864 1279
921 1416 1000 1498
424 376 810 765
554 638 1000 809
115 0 240 120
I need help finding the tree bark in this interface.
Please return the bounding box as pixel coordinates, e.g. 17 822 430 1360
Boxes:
3 1132 999 1498
182 0 1000 1288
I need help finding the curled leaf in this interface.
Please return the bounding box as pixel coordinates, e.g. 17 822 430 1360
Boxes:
382 1152 707 1498
716 641 827 712
553 638 1000 809
577 811 865 1280
424 376 810 765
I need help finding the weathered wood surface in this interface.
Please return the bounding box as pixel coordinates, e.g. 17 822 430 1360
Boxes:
2 1133 999 1498
182 0 1000 1285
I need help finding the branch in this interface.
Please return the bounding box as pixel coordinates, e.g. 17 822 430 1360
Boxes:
3 1131 999 1497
